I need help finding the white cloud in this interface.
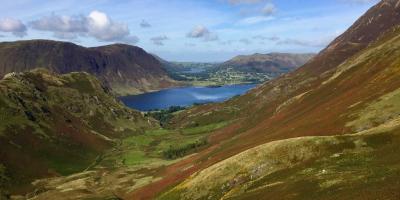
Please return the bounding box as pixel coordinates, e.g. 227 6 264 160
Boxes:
87 10 133 42
0 18 27 37
30 14 87 34
261 3 276 16
30 10 139 44
187 25 209 38
187 25 219 42
150 35 168 46
88 11 109 28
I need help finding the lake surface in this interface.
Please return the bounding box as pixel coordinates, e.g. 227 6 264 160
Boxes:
120 84 257 111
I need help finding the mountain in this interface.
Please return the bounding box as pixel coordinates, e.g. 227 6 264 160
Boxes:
152 54 217 75
0 40 180 96
150 54 191 77
0 69 157 195
128 0 400 199
203 53 315 85
219 53 315 74
2 1 400 199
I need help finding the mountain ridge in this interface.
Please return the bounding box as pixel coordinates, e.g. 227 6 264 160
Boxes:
0 39 180 95
220 53 315 74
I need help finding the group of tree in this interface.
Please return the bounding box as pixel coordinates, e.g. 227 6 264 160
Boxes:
163 138 207 159
145 106 186 127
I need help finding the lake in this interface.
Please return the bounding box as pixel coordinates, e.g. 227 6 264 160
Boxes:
120 84 257 111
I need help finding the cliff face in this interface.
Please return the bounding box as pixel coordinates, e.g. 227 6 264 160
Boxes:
0 40 179 95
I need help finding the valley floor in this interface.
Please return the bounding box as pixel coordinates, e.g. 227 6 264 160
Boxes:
21 121 231 200
23 116 400 200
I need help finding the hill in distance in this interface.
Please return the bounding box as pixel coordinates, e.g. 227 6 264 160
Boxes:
156 53 314 86
0 40 180 96
219 53 315 74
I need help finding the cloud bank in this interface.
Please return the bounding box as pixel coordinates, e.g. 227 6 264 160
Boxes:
0 18 27 37
261 3 276 16
30 10 138 44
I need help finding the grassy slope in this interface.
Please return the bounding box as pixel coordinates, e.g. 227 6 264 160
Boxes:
0 69 155 194
130 1 400 198
159 74 400 199
159 117 400 200
160 45 400 198
23 121 232 200
160 42 400 198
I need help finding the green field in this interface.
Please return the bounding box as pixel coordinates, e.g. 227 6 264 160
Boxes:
98 121 231 168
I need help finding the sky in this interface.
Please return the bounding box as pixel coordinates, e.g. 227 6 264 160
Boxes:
0 0 379 62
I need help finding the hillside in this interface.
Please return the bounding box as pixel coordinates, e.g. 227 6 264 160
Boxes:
127 0 400 199
0 69 156 196
219 53 315 74
0 40 179 95
160 119 400 200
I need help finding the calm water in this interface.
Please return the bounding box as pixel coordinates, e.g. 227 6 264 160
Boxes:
120 84 257 111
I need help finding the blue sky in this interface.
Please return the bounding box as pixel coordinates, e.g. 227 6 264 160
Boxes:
0 0 379 62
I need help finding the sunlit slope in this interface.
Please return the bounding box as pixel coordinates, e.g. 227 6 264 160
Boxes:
160 117 400 200
0 69 155 192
